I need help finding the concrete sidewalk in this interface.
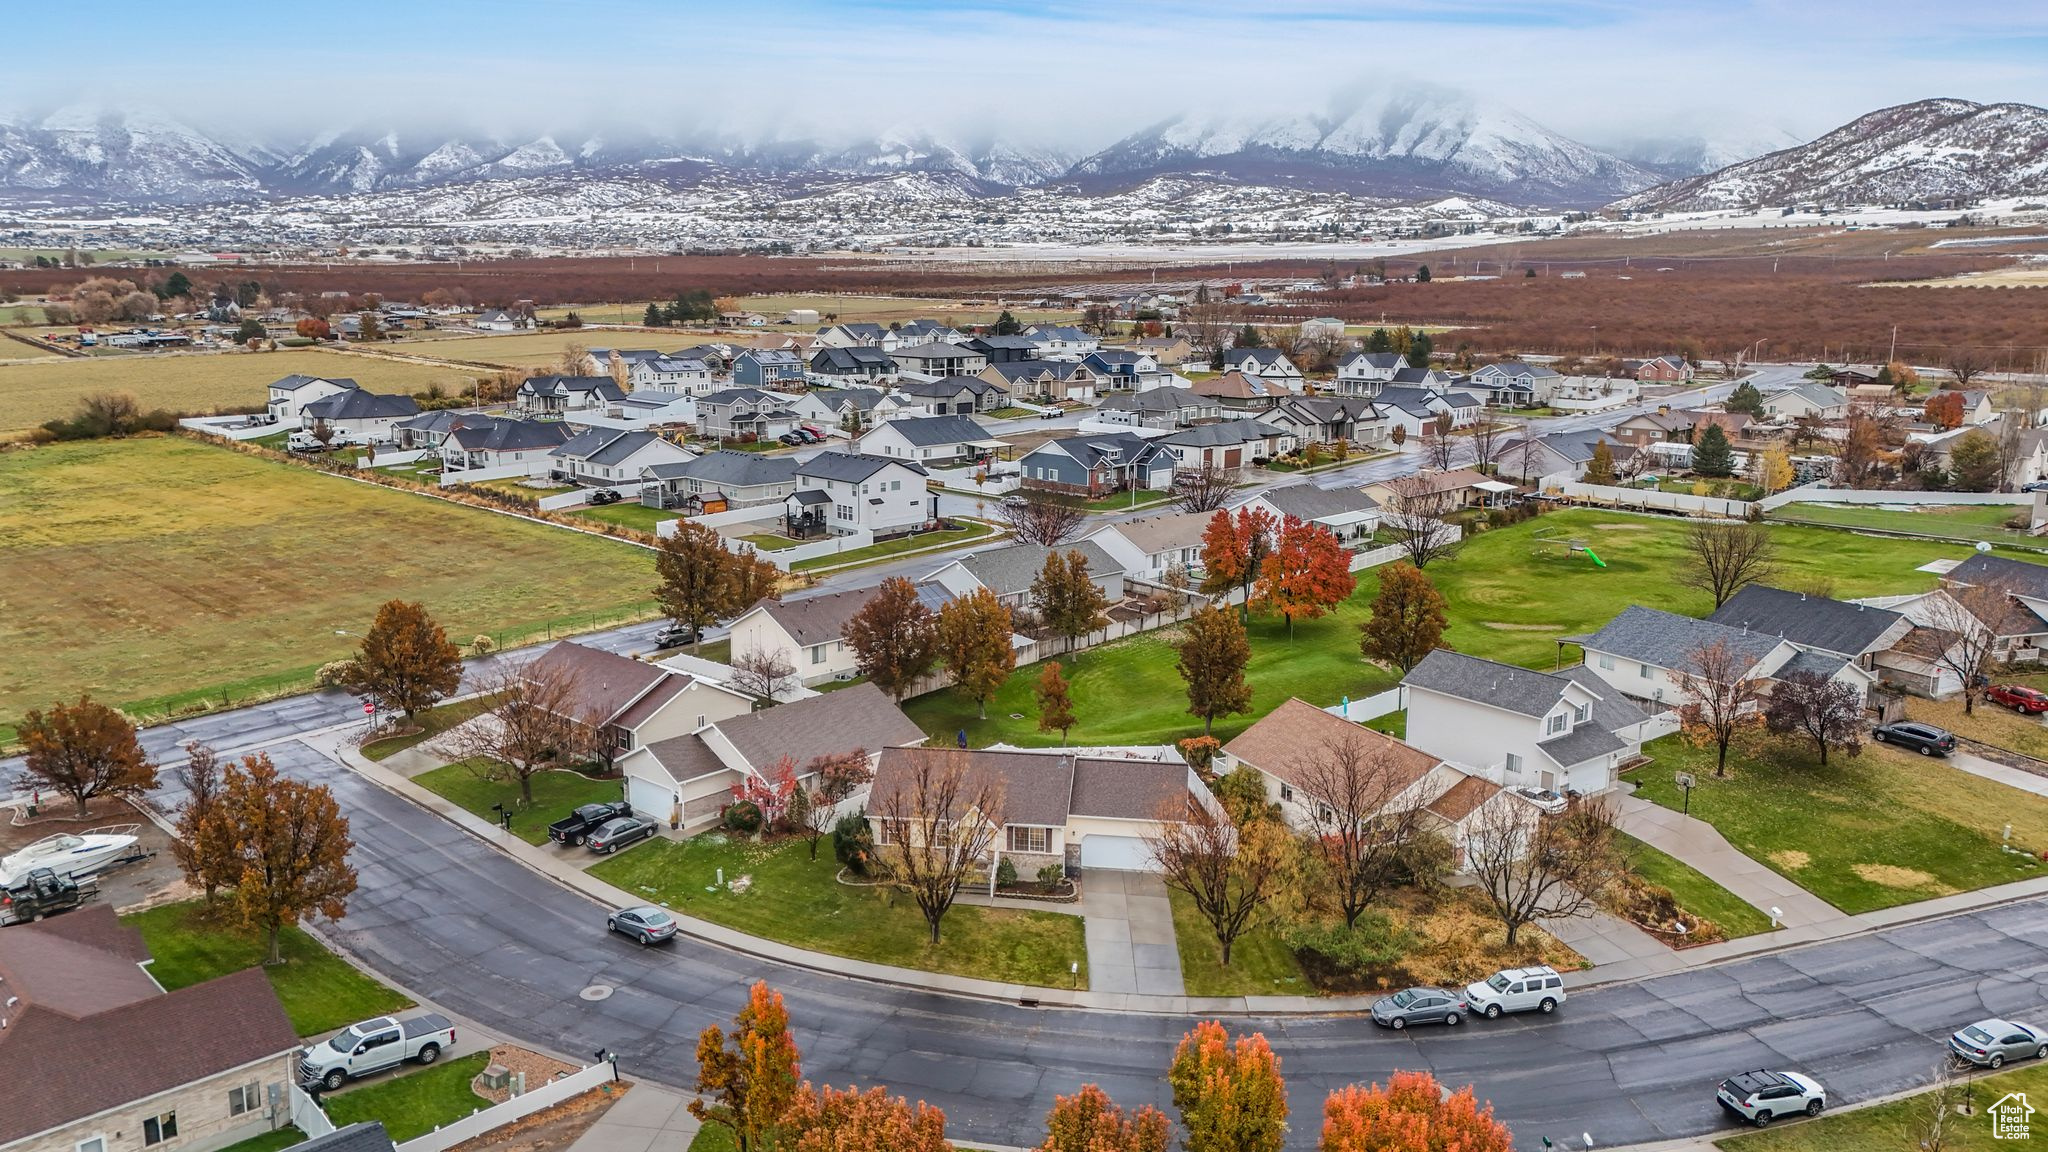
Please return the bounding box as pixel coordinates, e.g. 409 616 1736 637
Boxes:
567 1084 699 1152
1614 793 1847 930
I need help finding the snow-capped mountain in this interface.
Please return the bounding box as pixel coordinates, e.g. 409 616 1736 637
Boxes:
1066 86 1660 207
1614 99 2048 211
1602 125 1805 180
0 104 265 202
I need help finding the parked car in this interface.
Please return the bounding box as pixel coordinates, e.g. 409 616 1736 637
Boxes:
800 425 826 439
1461 966 1565 1018
1716 1070 1825 1127
654 622 696 649
1951 1018 2048 1068
588 814 659 855
792 428 820 443
1989 685 2048 714
588 488 622 505
778 432 804 446
1871 721 1957 756
1370 987 1464 1030
607 905 679 946
547 801 632 847
298 1013 457 1091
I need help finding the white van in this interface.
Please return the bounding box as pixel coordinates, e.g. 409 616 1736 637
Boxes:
1462 965 1565 1018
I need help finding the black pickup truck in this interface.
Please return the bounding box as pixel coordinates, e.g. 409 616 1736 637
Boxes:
548 801 631 847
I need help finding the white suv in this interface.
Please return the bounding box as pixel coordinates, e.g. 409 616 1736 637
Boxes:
1462 966 1565 1018
1717 1070 1825 1127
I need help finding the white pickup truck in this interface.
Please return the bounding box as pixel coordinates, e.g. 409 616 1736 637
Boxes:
298 1012 457 1091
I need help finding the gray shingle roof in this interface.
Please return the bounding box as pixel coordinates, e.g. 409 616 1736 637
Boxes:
1255 483 1378 521
871 747 1189 829
1537 721 1626 767
701 387 787 406
1338 352 1405 371
1161 420 1287 448
869 414 986 447
1556 666 1650 734
1946 552 2048 602
1584 605 1783 672
644 450 798 487
449 417 571 453
811 387 885 412
799 451 925 483
954 541 1120 598
304 390 419 420
717 682 926 771
1707 586 1904 657
1776 648 1851 681
1098 387 1204 415
896 377 1001 399
270 373 359 392
1403 649 1571 718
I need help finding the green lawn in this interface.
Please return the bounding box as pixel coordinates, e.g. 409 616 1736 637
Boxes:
361 696 494 762
1168 889 1310 998
1650 477 1762 501
414 760 624 844
1079 488 1175 513
571 501 676 534
1770 501 2041 549
124 901 412 1036
1630 736 2048 913
325 1053 492 1143
1622 833 1777 940
1718 1058 2048 1151
739 532 802 549
213 1130 306 1152
790 519 995 572
588 835 1088 989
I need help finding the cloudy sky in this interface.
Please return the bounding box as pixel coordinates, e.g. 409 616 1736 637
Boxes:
10 0 2047 149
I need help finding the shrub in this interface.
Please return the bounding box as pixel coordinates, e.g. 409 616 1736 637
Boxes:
468 634 496 656
1393 833 1455 893
1284 913 1418 990
833 811 875 875
40 392 180 440
314 659 361 688
1036 862 1066 886
724 800 763 834
995 857 1018 886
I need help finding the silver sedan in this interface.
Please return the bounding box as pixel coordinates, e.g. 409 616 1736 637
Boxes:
1952 1019 2048 1068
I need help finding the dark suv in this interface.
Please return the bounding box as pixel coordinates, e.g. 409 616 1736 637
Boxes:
1871 721 1957 757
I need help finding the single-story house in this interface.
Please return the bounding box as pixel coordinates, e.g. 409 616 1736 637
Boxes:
475 308 528 331
517 375 626 417
549 427 693 487
640 450 799 511
1093 387 1220 430
809 345 899 384
888 376 1011 416
1632 355 1694 383
1017 430 1177 497
1494 431 1633 486
300 389 420 441
980 360 1100 404
1082 509 1212 582
814 322 896 350
1706 585 1911 672
1758 382 1848 422
925 540 1125 613
1362 467 1494 510
440 416 572 472
790 387 885 430
1126 335 1194 366
1261 396 1392 449
1189 370 1287 410
1238 483 1379 541
1157 419 1296 471
727 584 952 686
857 413 996 467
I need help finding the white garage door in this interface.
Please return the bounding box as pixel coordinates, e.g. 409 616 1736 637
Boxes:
625 774 673 822
1079 834 1155 872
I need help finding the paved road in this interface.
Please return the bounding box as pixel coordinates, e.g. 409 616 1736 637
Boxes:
230 736 2048 1149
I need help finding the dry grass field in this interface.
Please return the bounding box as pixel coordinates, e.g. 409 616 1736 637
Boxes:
731 293 1080 327
391 328 663 368
0 435 658 724
0 348 478 435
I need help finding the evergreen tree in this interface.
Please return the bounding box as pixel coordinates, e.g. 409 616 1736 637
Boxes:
1405 330 1434 369
1723 380 1764 416
1414 265 1432 282
1365 328 1392 354
993 309 1022 336
643 303 665 327
1235 323 1265 350
1692 423 1735 477
1584 438 1618 485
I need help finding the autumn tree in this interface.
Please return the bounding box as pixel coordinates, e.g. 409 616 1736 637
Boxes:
728 646 798 703
874 751 1004 944
1949 427 2003 491
1199 505 1276 613
1764 669 1863 765
1692 422 1735 477
1357 561 1450 673
1924 391 1966 431
1319 1072 1514 1152
798 749 872 861
1035 662 1078 745
211 752 358 965
1298 732 1428 928
1756 443 1794 494
1882 358 1922 399
1032 548 1110 653
1381 474 1461 569
1151 800 1293 966
1678 520 1777 610
1172 463 1240 514
1584 438 1618 485
448 662 600 807
655 521 779 653
1176 604 1253 736
349 600 462 719
999 488 1087 546
295 316 331 340
1167 1022 1288 1152
691 981 802 1152
1836 411 1888 489
1037 1084 1170 1152
846 577 940 701
1676 638 1766 777
556 342 595 375
1468 797 1631 947
785 1084 953 1152
937 588 1016 719
15 695 157 817
1945 347 1985 390
1252 515 1356 638
169 742 238 904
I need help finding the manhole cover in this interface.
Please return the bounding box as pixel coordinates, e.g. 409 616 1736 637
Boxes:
579 984 614 1001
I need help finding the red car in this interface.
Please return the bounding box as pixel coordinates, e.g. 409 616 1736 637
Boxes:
1988 684 2048 714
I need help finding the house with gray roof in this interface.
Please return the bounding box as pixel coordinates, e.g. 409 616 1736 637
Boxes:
1467 360 1560 406
1081 509 1213 581
1261 395 1392 449
1222 348 1302 387
440 416 572 472
732 348 808 390
857 413 997 467
1017 430 1176 498
1494 429 1635 485
978 359 1100 403
548 427 693 487
964 333 1043 364
300 388 420 439
1094 386 1220 429
1238 483 1379 541
266 373 359 422
891 341 988 378
640 450 799 510
1577 604 1870 708
789 452 934 536
1707 586 1910 667
1757 381 1847 422
808 344 898 384
697 387 801 441
1335 351 1406 397
925 540 1125 612
629 356 715 394
1157 419 1296 470
886 376 1011 416
517 374 625 417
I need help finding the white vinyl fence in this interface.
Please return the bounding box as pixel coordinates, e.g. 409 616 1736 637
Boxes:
356 448 432 467
1759 482 2030 510
287 1085 335 1140
1327 685 1405 722
180 415 284 441
394 1062 616 1152
440 461 541 486
1556 481 1754 519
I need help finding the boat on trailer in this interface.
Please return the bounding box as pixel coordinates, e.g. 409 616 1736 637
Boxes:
0 825 142 885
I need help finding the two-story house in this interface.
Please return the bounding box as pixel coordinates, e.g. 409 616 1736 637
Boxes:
629 356 715 394
1467 361 1560 407
522 641 754 761
856 413 994 467
1017 431 1177 498
517 374 627 417
1080 349 1164 392
809 345 899 385
790 387 884 431
813 322 897 350
1333 352 1406 397
548 427 694 487
475 307 528 331
732 349 808 391
1222 348 1303 390
265 373 359 423
697 387 801 441
1402 648 1659 798
1023 324 1100 359
963 334 1042 364
888 377 1011 416
891 341 988 378
789 452 934 536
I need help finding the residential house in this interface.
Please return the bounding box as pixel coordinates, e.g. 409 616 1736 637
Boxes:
474 307 527 331
612 391 698 428
1467 361 1560 407
1577 604 1873 710
673 343 737 374
1238 483 1379 542
440 417 572 473
548 427 693 487
1607 408 1696 449
1758 382 1848 422
265 373 358 423
1632 354 1695 383
981 360 1100 404
726 583 949 685
1080 349 1165 392
1544 375 1641 411
517 375 627 417
812 322 893 350
1694 410 1754 443
1093 387 1220 430
1706 585 1911 675
868 746 1206 873
639 451 799 511
300 389 420 441
925 540 1126 614
697 387 801 441
732 349 808 391
892 341 988 378
629 356 715 394
522 640 753 760
0 906 303 1152
1223 348 1303 389
1126 335 1194 366
392 408 476 450
1189 370 1287 411
809 345 898 385
790 387 884 431
1372 386 1450 439
1893 552 2048 676
964 334 1043 365
1261 396 1392 449
1826 366 1885 390
1299 317 1346 341
858 413 996 468
1023 324 1100 359
1157 419 1296 470
888 377 1011 416
895 319 962 344
1082 509 1212 582
1017 431 1177 498
790 452 934 536
1436 389 1487 428
1361 467 1494 510
620 682 924 828
1334 352 1406 397
1494 430 1634 486
1403 648 1660 797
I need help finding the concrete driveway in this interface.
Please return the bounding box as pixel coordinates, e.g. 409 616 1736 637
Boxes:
1080 869 1184 996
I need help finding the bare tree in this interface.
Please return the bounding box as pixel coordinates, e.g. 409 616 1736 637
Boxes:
447 663 600 808
1171 464 1241 514
874 751 1004 944
1763 670 1863 765
1148 798 1289 966
1675 638 1766 777
1467 797 1633 947
1468 418 1506 476
1907 1057 1973 1152
1921 575 2019 715
799 749 871 861
1382 474 1461 569
1295 733 1428 928
1182 300 1235 370
999 489 1087 546
1677 520 1777 610
1421 412 1456 471
728 646 797 703
1945 347 1985 390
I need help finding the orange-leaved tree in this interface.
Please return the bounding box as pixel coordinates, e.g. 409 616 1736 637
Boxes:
1200 505 1276 615
1253 514 1356 638
1037 1083 1170 1152
1318 1071 1513 1152
16 694 157 818
1168 1021 1288 1152
214 752 358 965
784 1083 953 1152
691 981 802 1152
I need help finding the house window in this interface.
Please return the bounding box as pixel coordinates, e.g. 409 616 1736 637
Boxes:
1598 653 1615 671
144 1112 178 1146
614 728 634 751
1574 704 1589 724
1279 783 1294 802
228 1082 262 1116
1547 713 1568 736
1639 662 1652 678
76 1140 107 1152
810 645 827 665
1505 752 1523 776
1008 825 1051 854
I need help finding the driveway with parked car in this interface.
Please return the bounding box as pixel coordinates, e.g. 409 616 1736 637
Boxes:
1871 720 1957 756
